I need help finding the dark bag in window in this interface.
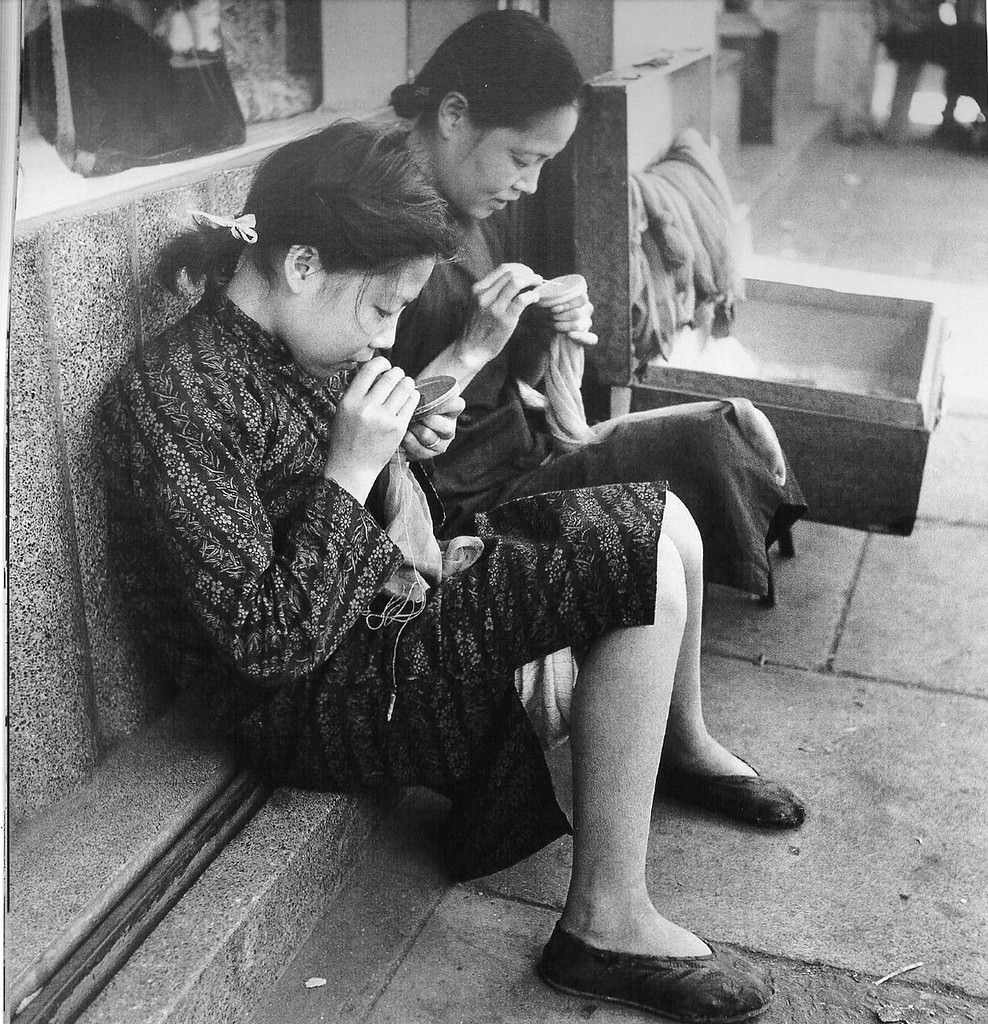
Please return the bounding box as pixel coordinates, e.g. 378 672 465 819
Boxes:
22 4 245 177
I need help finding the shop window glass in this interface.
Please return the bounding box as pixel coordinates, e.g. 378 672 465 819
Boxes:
497 0 544 14
20 0 323 178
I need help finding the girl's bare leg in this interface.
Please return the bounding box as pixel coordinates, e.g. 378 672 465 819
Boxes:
561 532 710 957
659 491 756 778
561 490 764 956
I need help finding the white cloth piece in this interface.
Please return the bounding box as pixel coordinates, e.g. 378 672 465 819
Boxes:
514 648 577 750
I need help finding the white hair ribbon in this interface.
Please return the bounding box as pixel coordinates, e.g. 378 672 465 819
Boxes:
188 210 258 244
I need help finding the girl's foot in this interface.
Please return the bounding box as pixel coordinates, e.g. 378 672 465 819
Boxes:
560 903 709 959
539 923 775 1023
659 732 757 779
655 736 806 828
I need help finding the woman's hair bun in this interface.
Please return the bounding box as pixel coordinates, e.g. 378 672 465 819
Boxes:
391 11 582 131
390 82 430 120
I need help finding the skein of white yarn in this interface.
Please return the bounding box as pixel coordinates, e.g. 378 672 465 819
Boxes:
535 275 599 455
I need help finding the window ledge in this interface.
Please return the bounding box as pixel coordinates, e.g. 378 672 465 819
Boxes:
14 103 392 231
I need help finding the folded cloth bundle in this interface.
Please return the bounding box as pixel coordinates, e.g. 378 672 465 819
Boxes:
629 129 746 373
628 177 679 366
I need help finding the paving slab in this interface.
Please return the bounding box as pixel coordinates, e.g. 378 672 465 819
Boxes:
832 522 988 697
917 414 988 527
825 225 956 283
750 139 988 289
362 890 987 1024
703 522 865 671
749 139 988 417
479 658 988 998
938 286 988 419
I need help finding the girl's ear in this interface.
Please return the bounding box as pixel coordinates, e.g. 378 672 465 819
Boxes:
284 245 320 294
436 91 470 141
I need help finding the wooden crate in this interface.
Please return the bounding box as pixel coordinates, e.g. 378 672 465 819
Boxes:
573 59 945 535
634 279 947 534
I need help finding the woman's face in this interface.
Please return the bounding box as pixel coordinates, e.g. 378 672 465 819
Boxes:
282 255 436 379
432 102 579 219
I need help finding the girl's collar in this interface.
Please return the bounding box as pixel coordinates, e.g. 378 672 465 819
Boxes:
207 290 353 399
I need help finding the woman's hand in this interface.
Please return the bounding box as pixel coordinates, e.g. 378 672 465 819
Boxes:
324 356 419 502
402 395 466 461
540 279 598 348
458 263 545 367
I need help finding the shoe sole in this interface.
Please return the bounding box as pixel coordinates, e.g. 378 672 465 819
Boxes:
539 970 773 1024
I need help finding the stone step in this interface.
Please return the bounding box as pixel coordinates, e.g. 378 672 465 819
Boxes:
7 711 236 1017
73 786 394 1024
8 704 393 1024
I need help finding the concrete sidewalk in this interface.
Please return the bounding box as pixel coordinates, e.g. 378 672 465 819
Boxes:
250 139 988 1024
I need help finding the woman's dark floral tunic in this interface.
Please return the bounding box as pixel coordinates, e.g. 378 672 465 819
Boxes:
102 291 667 879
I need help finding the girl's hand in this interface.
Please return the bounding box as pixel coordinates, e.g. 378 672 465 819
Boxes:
402 395 466 461
459 263 544 366
323 356 419 502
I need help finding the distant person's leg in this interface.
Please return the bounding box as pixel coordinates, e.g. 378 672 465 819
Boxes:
886 59 925 141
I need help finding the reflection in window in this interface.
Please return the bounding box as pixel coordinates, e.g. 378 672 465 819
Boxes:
20 0 322 177
223 0 322 124
497 0 544 14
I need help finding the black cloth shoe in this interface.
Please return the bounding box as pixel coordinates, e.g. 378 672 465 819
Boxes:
655 758 806 828
538 924 774 1023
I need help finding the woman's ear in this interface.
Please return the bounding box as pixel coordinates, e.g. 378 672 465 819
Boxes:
436 91 470 141
284 245 320 294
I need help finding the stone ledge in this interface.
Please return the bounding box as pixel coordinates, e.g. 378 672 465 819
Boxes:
76 787 395 1024
7 710 237 1009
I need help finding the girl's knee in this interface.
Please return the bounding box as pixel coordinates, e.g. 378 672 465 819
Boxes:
654 533 688 630
663 491 703 564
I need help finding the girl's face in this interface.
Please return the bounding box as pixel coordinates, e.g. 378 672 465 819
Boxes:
431 102 579 220
281 255 436 379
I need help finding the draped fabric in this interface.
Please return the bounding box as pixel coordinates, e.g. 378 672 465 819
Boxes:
102 290 669 879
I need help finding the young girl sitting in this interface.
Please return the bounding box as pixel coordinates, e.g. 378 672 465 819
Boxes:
102 119 802 1023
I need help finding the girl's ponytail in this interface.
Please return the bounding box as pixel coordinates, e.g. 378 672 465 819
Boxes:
156 223 245 294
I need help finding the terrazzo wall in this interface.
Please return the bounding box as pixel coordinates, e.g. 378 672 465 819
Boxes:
8 162 258 825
